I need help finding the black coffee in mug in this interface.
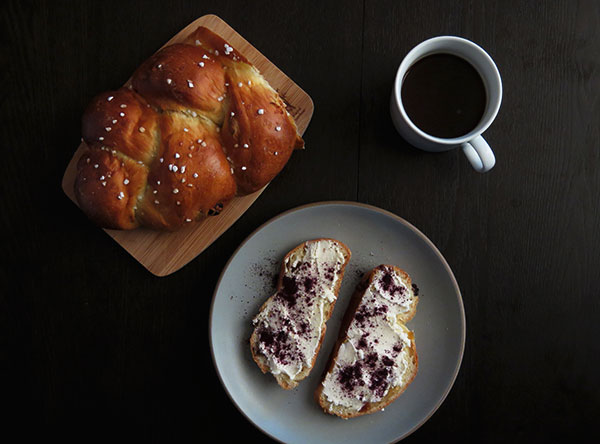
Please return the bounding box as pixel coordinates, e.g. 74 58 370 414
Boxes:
401 53 486 139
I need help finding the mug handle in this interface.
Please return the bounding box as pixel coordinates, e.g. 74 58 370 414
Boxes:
461 135 496 173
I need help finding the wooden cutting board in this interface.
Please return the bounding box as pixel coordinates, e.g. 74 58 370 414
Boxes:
61 14 314 277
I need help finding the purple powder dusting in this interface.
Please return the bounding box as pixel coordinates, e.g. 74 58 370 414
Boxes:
258 327 304 365
258 328 287 348
380 272 394 291
381 355 394 367
369 366 391 397
248 259 279 294
357 334 368 349
299 321 309 334
355 310 365 325
292 261 310 273
338 362 365 392
378 268 408 302
365 352 378 369
354 304 388 328
304 277 316 293
278 276 299 306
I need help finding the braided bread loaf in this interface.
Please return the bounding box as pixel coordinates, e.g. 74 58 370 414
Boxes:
75 26 304 230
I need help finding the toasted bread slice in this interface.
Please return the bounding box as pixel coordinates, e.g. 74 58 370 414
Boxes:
316 264 418 418
250 239 351 389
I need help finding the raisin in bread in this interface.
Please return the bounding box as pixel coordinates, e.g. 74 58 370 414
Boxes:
250 239 351 389
316 265 418 418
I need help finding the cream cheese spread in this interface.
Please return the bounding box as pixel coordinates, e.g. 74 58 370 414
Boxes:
252 240 347 380
321 266 416 410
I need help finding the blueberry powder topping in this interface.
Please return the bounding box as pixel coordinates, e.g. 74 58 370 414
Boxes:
381 355 394 367
257 327 305 366
357 334 368 349
379 269 407 299
364 352 378 369
411 283 420 296
338 362 365 392
304 276 316 292
369 366 391 397
354 304 388 328
278 275 299 306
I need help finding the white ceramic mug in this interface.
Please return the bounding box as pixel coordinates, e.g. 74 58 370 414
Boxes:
390 36 502 173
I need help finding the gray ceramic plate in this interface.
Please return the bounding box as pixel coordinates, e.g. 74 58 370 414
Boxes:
209 201 465 443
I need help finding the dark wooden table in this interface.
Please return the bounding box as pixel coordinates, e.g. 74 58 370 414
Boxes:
2 0 599 441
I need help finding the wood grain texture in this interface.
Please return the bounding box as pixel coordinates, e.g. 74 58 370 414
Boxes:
1 0 599 442
61 14 314 276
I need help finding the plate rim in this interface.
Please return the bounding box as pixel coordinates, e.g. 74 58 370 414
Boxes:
209 200 466 443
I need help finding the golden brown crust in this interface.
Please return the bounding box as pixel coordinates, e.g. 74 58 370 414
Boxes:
74 146 148 230
183 26 251 65
250 239 351 390
131 44 227 124
315 265 418 418
135 113 236 230
74 26 304 230
81 88 160 165
220 63 304 194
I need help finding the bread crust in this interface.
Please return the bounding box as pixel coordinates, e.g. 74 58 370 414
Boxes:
315 265 418 418
250 239 351 389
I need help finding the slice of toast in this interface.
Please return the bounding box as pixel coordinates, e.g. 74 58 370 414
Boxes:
250 239 351 389
316 264 418 418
